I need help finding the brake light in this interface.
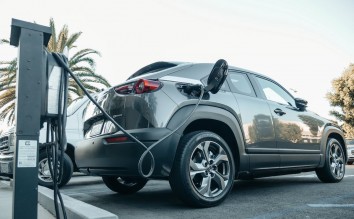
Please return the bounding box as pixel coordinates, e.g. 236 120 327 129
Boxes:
114 83 134 94
114 79 162 95
134 79 162 94
105 136 129 143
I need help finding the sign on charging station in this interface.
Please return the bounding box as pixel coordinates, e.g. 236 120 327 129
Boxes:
17 140 38 168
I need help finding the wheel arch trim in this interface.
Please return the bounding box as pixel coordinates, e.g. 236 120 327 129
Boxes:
166 104 249 172
319 125 347 167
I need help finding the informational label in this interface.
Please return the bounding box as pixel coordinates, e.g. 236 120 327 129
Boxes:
17 140 37 168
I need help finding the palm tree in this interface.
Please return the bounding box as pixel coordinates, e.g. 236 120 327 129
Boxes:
0 18 111 125
48 18 111 99
0 44 17 123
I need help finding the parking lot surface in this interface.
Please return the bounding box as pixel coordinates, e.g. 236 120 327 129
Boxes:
61 166 354 219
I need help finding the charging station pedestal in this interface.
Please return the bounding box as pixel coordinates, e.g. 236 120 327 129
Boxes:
10 19 51 219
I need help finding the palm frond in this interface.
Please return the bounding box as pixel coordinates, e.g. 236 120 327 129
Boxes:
0 102 15 121
56 25 69 52
0 89 16 108
0 85 16 92
70 57 96 69
70 48 101 61
48 18 57 52
0 39 10 44
7 105 16 125
70 66 95 77
66 32 82 49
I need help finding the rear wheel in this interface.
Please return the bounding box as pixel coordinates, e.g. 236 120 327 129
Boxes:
102 176 148 194
316 138 345 183
169 131 235 207
38 151 73 188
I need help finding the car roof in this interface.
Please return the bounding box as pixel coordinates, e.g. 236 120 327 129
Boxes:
124 61 276 86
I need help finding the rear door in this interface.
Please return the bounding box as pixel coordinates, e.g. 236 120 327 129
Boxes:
252 75 321 168
228 70 278 171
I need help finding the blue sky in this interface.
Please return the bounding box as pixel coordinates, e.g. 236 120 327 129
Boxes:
0 0 353 125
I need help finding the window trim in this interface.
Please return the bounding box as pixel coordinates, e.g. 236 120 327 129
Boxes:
227 70 257 97
251 74 296 107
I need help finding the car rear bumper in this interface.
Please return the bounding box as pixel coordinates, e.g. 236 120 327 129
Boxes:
75 128 180 178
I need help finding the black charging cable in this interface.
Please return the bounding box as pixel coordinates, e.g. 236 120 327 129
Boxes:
43 53 69 219
52 53 206 179
137 87 204 177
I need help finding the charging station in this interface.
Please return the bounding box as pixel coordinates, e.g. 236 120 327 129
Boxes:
9 19 69 219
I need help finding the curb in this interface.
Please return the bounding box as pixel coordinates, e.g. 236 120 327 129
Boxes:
38 186 118 219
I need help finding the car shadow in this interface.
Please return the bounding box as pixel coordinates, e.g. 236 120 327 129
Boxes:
77 175 324 212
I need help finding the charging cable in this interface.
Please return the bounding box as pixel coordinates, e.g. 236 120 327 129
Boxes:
43 53 69 219
53 53 207 179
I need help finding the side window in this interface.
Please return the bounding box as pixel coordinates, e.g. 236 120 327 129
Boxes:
256 77 295 106
229 72 255 96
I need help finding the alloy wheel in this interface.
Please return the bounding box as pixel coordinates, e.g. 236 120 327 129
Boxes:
189 140 231 198
329 142 345 179
38 158 53 182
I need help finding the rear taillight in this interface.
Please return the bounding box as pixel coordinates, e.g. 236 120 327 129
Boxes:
114 83 134 94
105 136 129 143
114 79 162 95
134 79 162 94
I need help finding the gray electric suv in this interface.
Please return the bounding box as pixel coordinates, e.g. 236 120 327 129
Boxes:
75 61 347 207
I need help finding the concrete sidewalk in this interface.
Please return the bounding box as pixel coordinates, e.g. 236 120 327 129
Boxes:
0 178 55 219
0 176 118 219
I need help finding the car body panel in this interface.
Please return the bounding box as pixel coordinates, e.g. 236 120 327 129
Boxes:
346 139 354 163
75 62 346 180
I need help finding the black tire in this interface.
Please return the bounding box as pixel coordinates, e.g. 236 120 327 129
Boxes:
316 138 345 183
102 176 148 194
169 131 235 207
347 161 353 165
38 150 73 188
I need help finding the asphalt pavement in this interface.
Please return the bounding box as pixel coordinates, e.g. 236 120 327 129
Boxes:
2 166 354 219
61 165 354 219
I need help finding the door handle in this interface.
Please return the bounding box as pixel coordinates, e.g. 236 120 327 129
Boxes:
274 108 286 116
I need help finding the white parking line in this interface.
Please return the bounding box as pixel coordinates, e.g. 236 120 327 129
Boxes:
63 189 110 196
294 174 354 178
308 204 354 208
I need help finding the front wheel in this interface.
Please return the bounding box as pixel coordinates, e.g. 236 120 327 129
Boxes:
316 138 345 183
169 131 235 207
102 176 148 194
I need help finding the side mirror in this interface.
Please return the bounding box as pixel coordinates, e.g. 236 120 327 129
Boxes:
295 98 308 111
205 59 229 94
